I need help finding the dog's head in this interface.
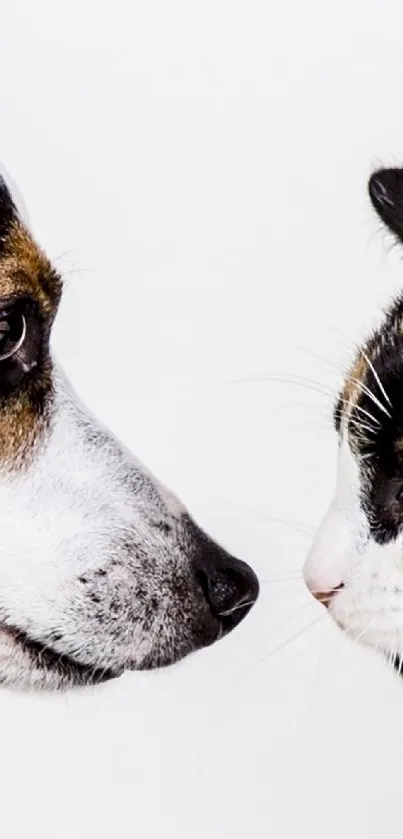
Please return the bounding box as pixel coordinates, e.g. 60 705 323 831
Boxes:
0 172 259 690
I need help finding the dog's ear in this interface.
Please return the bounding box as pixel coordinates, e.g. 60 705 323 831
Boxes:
368 167 403 243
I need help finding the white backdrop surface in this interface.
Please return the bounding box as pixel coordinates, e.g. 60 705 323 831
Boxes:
0 3 402 838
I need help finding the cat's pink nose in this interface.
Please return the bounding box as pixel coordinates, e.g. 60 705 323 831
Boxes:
309 583 344 608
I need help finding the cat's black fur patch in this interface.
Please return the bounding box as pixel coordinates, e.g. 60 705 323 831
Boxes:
369 168 403 244
351 300 403 542
345 168 403 542
393 655 403 677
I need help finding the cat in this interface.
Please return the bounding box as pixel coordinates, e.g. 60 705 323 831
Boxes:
304 165 403 672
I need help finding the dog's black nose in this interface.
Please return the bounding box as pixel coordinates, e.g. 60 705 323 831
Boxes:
186 514 259 632
196 555 260 631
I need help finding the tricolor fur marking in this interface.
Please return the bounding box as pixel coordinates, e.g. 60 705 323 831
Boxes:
304 165 403 675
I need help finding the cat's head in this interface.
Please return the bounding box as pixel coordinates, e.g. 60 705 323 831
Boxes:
0 169 259 690
303 166 403 670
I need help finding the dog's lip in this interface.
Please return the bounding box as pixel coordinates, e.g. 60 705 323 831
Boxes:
2 623 118 686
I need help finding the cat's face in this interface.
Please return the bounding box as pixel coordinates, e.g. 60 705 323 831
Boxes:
304 167 403 670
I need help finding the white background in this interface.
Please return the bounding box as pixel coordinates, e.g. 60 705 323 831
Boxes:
1 2 403 837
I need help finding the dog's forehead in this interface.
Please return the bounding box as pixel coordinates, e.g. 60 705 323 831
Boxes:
0 167 61 315
0 225 59 310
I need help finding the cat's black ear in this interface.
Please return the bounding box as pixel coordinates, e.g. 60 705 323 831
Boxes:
368 167 403 243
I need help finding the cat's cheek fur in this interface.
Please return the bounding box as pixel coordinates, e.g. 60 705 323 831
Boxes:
330 537 403 657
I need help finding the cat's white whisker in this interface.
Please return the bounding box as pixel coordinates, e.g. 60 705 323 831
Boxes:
348 376 392 419
254 615 324 667
361 349 392 409
335 407 378 440
348 418 377 436
221 373 338 402
345 401 381 428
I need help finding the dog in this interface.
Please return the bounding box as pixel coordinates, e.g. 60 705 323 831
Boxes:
0 169 259 690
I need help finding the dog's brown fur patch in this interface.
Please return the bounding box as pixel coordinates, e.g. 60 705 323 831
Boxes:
0 386 52 470
0 221 62 315
0 220 61 469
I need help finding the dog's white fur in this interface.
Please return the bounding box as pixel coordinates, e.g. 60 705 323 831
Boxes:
0 366 186 688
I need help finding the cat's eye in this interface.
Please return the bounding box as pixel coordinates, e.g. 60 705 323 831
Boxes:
0 310 26 361
396 485 403 504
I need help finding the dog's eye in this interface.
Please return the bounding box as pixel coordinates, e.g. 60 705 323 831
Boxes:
0 310 26 361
